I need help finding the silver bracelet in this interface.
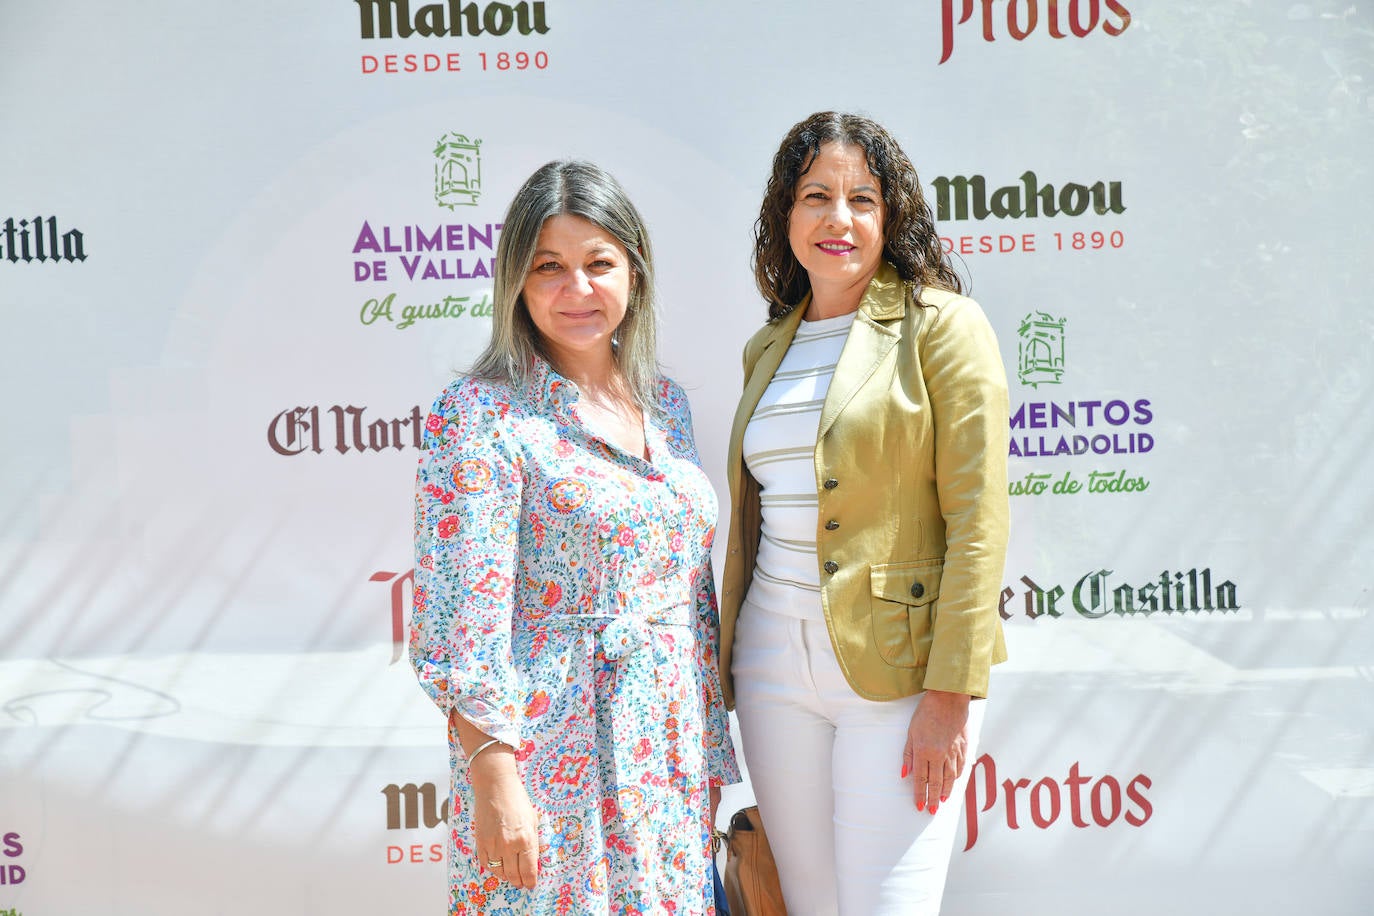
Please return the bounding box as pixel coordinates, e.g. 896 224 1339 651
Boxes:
467 737 509 762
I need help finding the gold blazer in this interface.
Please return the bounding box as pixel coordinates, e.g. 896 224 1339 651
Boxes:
719 262 1010 707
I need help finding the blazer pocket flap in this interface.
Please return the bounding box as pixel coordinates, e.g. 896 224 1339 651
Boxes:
869 560 943 607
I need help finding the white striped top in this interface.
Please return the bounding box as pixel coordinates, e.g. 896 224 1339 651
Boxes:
741 311 855 620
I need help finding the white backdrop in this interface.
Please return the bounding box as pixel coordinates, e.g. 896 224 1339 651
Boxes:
2 2 1372 913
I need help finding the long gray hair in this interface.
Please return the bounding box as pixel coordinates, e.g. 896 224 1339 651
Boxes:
469 159 660 410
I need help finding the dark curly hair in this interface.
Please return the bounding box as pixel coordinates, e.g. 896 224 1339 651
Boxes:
753 111 963 319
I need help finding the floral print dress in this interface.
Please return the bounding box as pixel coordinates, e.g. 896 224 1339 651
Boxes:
412 357 740 915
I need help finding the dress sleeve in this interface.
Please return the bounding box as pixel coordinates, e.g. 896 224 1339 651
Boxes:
410 380 525 748
920 296 1011 698
662 379 742 787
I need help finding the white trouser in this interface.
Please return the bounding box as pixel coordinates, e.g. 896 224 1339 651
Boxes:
732 603 985 916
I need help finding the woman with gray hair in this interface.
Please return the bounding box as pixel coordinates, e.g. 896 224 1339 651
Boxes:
411 159 740 914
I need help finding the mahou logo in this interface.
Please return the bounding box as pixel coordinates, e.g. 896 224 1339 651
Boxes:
2 215 86 264
933 171 1125 221
940 0 1131 64
383 782 449 830
381 781 448 866
355 0 549 39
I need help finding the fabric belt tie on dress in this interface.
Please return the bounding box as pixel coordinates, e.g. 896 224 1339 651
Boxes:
532 601 697 824
539 601 695 660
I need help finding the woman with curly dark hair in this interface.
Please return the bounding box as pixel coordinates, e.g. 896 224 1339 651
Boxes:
718 112 1010 914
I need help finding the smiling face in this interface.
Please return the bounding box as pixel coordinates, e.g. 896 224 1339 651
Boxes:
521 213 633 370
787 142 887 313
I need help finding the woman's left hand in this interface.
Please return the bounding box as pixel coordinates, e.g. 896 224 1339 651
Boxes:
901 689 971 814
709 785 721 825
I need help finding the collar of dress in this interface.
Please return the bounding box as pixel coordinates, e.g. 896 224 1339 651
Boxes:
523 354 580 417
520 357 659 466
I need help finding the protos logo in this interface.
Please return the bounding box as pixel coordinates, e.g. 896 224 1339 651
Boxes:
2 215 86 264
939 0 1131 64
963 754 1151 850
371 568 414 664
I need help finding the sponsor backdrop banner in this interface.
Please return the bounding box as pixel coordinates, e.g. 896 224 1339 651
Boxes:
2 2 1371 913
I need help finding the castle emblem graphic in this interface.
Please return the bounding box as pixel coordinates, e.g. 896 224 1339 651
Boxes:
434 133 483 209
1017 311 1066 388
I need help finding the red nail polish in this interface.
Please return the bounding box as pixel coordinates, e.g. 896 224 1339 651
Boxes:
916 798 925 811
941 793 949 803
901 762 910 779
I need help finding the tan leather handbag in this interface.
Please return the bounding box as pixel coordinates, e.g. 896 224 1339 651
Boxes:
720 806 786 915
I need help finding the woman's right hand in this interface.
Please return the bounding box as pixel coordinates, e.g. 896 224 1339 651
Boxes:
469 746 541 889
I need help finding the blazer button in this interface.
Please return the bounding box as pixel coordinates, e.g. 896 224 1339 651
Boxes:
823 478 839 490
910 582 925 598
823 560 839 574
824 520 839 530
